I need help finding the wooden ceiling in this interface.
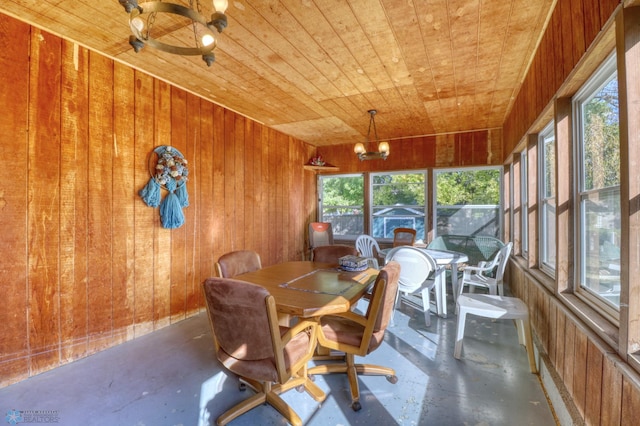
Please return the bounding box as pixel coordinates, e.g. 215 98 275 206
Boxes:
1 0 555 147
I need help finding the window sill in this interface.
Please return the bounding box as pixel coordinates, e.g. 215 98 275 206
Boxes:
557 291 619 350
511 255 619 352
527 268 555 293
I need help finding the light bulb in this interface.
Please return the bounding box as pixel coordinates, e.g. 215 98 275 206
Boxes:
131 17 144 32
201 34 215 46
354 143 366 154
378 141 389 154
212 0 228 13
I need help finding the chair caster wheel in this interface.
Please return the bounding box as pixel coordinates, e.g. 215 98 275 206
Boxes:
309 375 315 382
295 385 304 393
239 382 247 391
386 375 398 384
351 401 362 411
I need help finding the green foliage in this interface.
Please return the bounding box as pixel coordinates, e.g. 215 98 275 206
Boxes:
321 175 363 206
583 78 620 190
436 170 500 205
372 173 425 206
321 169 502 208
543 136 555 198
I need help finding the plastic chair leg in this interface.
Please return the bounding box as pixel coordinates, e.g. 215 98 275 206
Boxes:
421 287 431 327
454 307 467 358
434 269 447 318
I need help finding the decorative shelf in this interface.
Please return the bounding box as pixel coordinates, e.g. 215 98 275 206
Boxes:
304 164 339 172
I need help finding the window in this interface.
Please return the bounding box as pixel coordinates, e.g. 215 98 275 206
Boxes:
318 174 364 239
520 149 528 257
574 53 620 314
371 171 427 241
539 122 556 274
434 168 502 238
509 163 515 245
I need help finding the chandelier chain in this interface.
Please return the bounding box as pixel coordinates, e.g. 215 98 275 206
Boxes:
147 13 157 40
189 0 200 48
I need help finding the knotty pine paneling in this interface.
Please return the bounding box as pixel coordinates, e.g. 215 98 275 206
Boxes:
585 340 604 424
153 79 173 330
502 3 640 422
60 40 90 362
0 15 314 388
509 258 640 426
185 92 202 315
113 60 136 344
622 377 640 424
573 329 588 418
316 130 502 174
0 16 30 384
584 0 603 47
169 88 188 324
87 50 115 355
133 72 156 337
503 0 621 153
199 100 216 297
28 27 62 376
602 355 623 424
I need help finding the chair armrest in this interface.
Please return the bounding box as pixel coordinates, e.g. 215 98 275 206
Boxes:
327 310 368 327
463 264 493 273
462 264 491 282
280 319 317 344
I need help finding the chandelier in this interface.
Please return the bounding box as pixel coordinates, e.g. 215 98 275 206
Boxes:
354 110 390 161
119 0 229 67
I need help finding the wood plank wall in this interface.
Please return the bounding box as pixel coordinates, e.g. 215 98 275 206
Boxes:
509 266 640 424
503 0 620 155
0 15 315 388
316 129 503 173
504 1 640 424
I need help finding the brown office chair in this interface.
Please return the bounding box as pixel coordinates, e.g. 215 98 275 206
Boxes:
311 244 358 264
308 262 400 411
203 277 325 426
215 250 262 278
392 227 417 247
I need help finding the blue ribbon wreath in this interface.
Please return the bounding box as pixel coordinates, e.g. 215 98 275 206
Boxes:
139 145 189 229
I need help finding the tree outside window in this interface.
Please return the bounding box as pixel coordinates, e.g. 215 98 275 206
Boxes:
435 168 501 237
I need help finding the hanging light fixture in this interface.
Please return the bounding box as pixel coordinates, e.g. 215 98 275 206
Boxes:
354 109 390 161
119 0 229 67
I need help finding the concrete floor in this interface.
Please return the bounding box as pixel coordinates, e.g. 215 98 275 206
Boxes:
0 295 557 426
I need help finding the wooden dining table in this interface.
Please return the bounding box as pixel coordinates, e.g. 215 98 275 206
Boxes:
234 261 379 318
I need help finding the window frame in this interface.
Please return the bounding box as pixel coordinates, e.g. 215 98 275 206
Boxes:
432 166 504 240
369 169 428 244
520 149 528 258
572 52 620 322
509 162 515 246
538 121 556 276
318 173 365 241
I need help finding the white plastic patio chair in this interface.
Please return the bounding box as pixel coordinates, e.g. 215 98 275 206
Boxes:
459 242 512 297
384 246 444 326
454 293 537 373
355 234 382 269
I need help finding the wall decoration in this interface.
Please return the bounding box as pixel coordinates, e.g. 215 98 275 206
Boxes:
139 145 189 229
